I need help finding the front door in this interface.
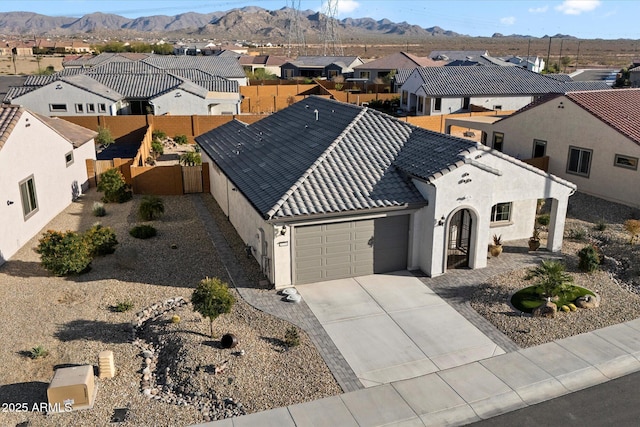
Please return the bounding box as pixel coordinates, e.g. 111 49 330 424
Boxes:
446 209 472 269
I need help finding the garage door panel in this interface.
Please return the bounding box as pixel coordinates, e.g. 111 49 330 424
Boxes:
296 235 324 246
325 233 354 243
325 244 357 255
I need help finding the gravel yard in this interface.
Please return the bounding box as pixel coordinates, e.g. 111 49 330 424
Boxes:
0 189 340 426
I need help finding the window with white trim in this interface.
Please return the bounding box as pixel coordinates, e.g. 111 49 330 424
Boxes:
491 202 511 223
434 97 442 111
87 103 96 113
19 175 38 219
65 151 74 167
75 103 84 113
50 104 67 112
567 146 592 177
98 103 106 113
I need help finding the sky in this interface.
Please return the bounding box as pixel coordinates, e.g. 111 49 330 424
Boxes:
0 0 637 39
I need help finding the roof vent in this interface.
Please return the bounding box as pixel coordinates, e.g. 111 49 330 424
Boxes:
314 109 319 121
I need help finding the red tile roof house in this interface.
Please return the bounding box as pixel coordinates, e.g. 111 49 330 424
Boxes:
0 105 96 265
196 96 576 288
446 89 640 209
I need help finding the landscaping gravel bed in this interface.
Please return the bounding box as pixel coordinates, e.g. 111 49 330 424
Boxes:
0 190 340 426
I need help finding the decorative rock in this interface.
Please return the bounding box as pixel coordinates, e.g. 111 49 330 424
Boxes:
575 294 600 309
532 301 557 318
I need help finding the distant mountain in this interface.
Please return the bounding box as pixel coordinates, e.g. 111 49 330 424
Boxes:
0 6 466 39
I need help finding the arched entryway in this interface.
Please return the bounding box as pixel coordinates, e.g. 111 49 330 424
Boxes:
446 209 472 269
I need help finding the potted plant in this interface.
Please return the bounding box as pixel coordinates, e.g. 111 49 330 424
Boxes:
529 228 541 251
490 234 503 257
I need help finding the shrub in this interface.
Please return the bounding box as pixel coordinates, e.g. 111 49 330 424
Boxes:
151 140 164 156
92 202 106 217
578 244 601 272
567 227 586 241
97 168 132 203
595 219 607 231
95 126 114 147
179 151 202 166
284 327 300 348
174 134 188 145
138 196 165 221
112 300 134 312
29 345 49 359
152 129 167 141
191 277 235 338
624 219 640 244
536 214 550 226
36 230 92 276
84 224 118 256
525 260 574 299
129 225 157 239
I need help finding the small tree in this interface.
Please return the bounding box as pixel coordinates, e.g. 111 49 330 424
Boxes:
179 151 202 166
97 168 132 203
624 219 640 244
96 126 115 147
191 277 235 338
138 196 165 221
525 260 574 300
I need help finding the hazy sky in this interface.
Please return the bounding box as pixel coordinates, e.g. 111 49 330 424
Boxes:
0 0 636 39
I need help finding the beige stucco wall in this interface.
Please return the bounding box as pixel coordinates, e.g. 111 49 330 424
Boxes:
0 111 96 264
493 95 640 208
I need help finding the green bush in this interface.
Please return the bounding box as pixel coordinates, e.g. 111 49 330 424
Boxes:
152 129 167 141
191 277 235 338
536 214 550 226
36 230 92 276
84 224 118 256
567 227 586 241
595 219 607 231
138 196 165 221
174 134 188 145
92 202 106 217
112 300 134 312
284 327 300 348
29 345 49 359
179 151 202 166
151 140 164 155
129 225 157 239
578 244 601 272
95 126 115 147
97 168 132 203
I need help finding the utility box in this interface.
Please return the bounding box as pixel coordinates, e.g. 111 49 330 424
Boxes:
47 365 96 411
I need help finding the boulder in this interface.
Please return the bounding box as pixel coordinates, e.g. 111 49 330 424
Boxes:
575 294 599 309
532 301 557 318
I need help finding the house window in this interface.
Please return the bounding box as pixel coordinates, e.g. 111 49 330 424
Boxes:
87 103 96 113
75 103 84 113
614 154 638 170
491 202 512 223
401 91 408 106
567 146 592 177
328 70 338 79
434 97 442 111
49 104 67 112
463 97 470 110
284 69 294 78
532 139 547 158
492 132 504 152
494 105 503 111
98 103 106 113
360 71 370 79
417 96 424 113
65 151 74 166
19 175 38 219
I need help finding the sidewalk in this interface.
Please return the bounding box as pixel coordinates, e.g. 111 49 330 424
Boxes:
190 195 640 426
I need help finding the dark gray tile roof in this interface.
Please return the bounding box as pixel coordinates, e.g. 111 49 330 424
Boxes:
4 86 37 102
286 56 361 68
87 61 162 74
196 96 484 220
142 55 246 78
413 66 612 96
430 50 489 61
62 74 123 101
394 69 414 86
89 73 182 99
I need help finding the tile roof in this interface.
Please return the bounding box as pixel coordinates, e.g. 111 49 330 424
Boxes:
61 74 123 101
34 113 97 148
565 88 640 146
196 97 484 220
286 56 361 68
430 50 489 61
89 73 182 99
0 105 23 151
354 52 444 70
394 69 414 86
412 66 612 97
142 55 246 78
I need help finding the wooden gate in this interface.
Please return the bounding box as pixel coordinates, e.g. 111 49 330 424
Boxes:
94 160 115 184
182 165 203 193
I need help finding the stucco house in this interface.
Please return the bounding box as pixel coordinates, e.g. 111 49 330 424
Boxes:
0 105 96 265
352 51 445 85
447 89 640 209
399 66 612 116
195 96 576 288
240 55 291 78
281 56 364 80
4 53 246 116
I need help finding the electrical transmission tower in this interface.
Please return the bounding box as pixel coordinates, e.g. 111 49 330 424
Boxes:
285 0 306 57
321 0 343 56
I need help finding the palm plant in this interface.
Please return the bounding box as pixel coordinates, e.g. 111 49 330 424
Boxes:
138 196 164 221
179 151 202 166
525 260 574 299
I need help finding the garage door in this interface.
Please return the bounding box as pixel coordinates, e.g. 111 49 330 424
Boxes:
294 216 409 285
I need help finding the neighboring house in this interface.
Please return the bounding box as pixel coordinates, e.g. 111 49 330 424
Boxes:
0 105 96 265
505 55 545 73
399 66 611 116
240 55 291 78
195 96 575 288
4 53 246 116
281 56 364 80
430 50 489 62
352 51 445 84
630 66 640 88
451 89 640 208
445 54 515 67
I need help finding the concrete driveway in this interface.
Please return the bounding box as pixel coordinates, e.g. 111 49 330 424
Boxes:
296 271 505 387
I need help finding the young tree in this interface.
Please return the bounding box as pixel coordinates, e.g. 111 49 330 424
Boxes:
191 277 235 338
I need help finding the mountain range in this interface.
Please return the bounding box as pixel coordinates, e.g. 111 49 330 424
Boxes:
0 6 564 40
